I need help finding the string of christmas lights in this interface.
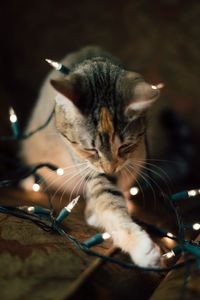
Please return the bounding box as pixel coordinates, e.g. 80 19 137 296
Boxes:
0 202 198 273
0 106 55 141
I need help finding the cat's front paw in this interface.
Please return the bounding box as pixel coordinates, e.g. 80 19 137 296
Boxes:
129 230 161 268
112 225 161 268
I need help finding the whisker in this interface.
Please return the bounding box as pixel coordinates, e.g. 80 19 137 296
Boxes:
68 167 90 203
75 168 92 199
77 168 96 198
126 164 150 209
81 169 92 199
50 165 89 205
42 168 79 193
124 166 145 201
127 163 157 209
129 162 160 192
82 169 96 199
143 158 184 165
133 160 172 195
142 161 173 187
130 161 170 210
61 162 88 170
57 167 89 210
123 166 146 209
35 161 88 193
43 133 60 136
34 161 87 187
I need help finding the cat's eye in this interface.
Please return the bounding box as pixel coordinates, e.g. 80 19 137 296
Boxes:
118 143 137 156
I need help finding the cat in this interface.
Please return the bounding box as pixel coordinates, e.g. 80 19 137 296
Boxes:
21 46 161 267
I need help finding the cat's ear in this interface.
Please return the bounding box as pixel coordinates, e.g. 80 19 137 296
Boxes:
50 75 84 110
123 73 161 119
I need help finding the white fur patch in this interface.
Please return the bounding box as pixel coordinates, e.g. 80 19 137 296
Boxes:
129 230 161 267
86 214 97 226
55 93 84 124
55 93 75 111
128 99 155 111
111 224 161 267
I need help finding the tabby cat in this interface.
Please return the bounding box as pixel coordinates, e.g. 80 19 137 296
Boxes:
21 46 161 267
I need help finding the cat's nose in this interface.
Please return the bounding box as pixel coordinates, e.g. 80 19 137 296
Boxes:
102 162 117 174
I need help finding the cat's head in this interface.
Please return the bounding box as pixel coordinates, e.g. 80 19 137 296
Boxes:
50 60 160 174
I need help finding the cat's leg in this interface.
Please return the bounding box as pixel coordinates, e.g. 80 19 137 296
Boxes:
85 174 160 267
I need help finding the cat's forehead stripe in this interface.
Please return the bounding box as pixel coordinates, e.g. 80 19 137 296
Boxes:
98 106 119 160
98 107 114 141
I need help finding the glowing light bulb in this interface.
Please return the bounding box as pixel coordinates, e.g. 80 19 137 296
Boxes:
192 223 200 230
45 58 62 70
156 83 165 89
102 232 111 240
130 186 139 196
56 168 64 176
32 183 40 192
55 195 80 224
151 83 164 90
167 232 174 238
9 107 17 123
66 195 80 212
27 206 35 213
163 250 175 259
188 189 198 197
9 107 20 137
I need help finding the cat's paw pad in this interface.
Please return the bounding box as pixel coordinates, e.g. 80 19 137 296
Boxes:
130 231 160 267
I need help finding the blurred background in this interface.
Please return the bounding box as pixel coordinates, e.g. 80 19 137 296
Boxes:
0 0 200 185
